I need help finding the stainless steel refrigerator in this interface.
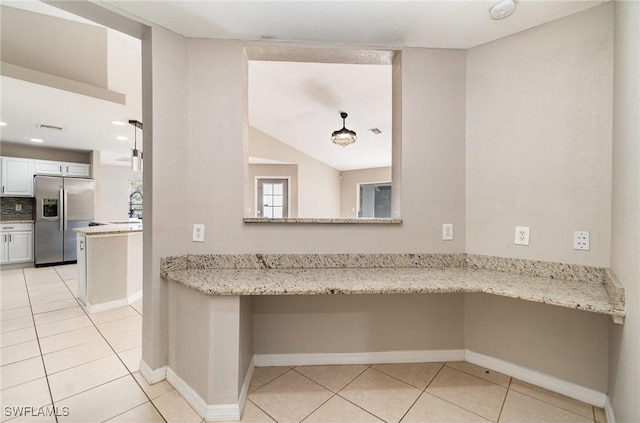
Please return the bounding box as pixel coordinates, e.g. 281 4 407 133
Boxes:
34 176 95 266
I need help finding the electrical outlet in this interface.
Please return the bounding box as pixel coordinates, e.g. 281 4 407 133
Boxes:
443 223 454 241
515 226 530 246
192 224 205 242
15 204 22 211
574 231 590 250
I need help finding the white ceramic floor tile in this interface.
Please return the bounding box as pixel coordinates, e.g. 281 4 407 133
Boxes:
304 395 384 423
0 340 41 366
594 406 606 423
0 326 36 348
54 265 78 281
48 354 129 401
0 316 33 333
372 362 444 390
28 292 73 307
0 378 51 422
88 306 139 325
0 307 31 322
509 378 593 419
250 367 291 392
499 390 593 423
401 392 490 423
4 406 58 422
96 315 142 338
56 375 148 423
339 368 422 423
0 356 45 390
0 298 31 312
130 299 143 314
105 402 165 422
103 328 142 352
43 338 115 375
249 369 333 423
38 326 103 355
32 307 85 325
426 366 507 422
118 346 142 372
132 371 175 400
447 361 511 387
35 315 92 338
31 299 79 315
152 389 202 423
228 401 277 423
294 364 368 393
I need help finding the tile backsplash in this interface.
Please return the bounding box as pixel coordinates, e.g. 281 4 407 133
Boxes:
1 197 35 219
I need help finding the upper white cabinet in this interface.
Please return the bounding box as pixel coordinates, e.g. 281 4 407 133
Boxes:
35 160 91 178
1 157 34 197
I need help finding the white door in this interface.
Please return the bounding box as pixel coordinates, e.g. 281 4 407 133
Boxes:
63 163 91 178
0 232 8 264
35 160 64 176
257 179 288 218
1 157 34 196
7 231 33 263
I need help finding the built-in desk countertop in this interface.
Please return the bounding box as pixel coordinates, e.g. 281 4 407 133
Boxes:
162 253 625 322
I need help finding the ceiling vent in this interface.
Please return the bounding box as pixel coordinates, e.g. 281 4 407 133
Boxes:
368 128 382 135
35 123 64 131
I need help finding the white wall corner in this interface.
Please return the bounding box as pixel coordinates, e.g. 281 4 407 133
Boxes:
464 350 607 408
138 360 166 384
604 396 616 423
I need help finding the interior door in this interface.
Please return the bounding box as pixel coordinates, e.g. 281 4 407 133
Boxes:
257 179 288 218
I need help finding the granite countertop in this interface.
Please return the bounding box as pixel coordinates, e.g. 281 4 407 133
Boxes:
1 215 34 224
163 253 626 319
74 222 143 236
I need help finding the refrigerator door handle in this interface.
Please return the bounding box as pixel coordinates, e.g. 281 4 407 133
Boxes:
59 189 64 231
63 189 69 231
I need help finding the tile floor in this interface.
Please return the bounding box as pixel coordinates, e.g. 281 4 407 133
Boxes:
1 265 607 423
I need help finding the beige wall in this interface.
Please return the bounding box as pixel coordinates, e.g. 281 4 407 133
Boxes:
466 4 613 267
340 167 392 218
248 126 339 218
248 164 298 218
608 1 640 421
0 141 91 163
0 5 108 88
97 164 142 222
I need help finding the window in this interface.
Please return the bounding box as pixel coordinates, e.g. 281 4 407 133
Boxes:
128 180 143 219
358 182 391 218
257 178 288 218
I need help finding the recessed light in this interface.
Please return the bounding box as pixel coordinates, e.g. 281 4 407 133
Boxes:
116 136 129 141
30 138 44 143
490 0 516 20
0 122 7 126
112 120 126 126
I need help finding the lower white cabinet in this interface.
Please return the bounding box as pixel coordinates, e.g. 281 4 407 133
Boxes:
0 223 34 265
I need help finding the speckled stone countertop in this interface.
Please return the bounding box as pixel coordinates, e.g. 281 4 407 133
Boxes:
163 253 625 318
74 223 142 236
0 216 34 224
243 218 403 224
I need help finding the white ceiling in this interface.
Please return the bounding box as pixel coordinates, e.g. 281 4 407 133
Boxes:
0 0 608 169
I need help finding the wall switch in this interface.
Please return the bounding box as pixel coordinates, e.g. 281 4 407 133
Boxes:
574 231 590 250
515 226 530 246
192 224 205 242
15 204 22 211
443 223 454 241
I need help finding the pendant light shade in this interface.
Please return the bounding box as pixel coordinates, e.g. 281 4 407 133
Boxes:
331 112 357 147
129 120 143 172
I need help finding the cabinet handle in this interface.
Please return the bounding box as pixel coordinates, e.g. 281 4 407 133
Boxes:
66 166 69 173
2 185 4 193
9 234 11 242
60 165 62 173
80 240 84 251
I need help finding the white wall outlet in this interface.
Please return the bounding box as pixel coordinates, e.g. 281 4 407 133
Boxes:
515 226 530 246
443 223 454 241
574 230 590 250
15 204 22 211
192 224 205 242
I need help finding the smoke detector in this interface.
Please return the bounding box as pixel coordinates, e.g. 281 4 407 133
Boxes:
490 0 516 20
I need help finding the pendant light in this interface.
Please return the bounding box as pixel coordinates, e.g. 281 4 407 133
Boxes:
331 112 357 147
128 120 143 171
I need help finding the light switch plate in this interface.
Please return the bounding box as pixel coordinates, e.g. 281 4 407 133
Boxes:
192 224 205 242
442 223 454 241
515 226 530 246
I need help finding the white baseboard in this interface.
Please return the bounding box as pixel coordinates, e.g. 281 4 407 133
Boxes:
138 360 166 384
166 360 255 422
465 350 607 408
604 396 616 423
86 290 142 314
254 349 465 367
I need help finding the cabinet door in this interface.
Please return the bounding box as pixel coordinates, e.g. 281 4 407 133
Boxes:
63 163 91 178
1 157 34 196
0 233 8 264
35 160 64 176
76 235 87 304
7 231 33 263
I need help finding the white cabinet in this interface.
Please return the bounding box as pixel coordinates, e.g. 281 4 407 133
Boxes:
0 223 34 265
35 160 91 178
77 234 87 304
1 157 34 197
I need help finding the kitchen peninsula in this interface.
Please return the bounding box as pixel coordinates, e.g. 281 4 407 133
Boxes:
74 221 142 313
